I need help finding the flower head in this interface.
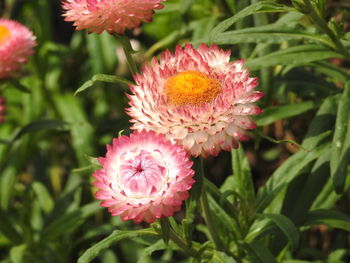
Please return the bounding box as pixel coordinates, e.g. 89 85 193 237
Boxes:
62 0 165 34
127 44 263 158
0 19 36 79
93 130 195 223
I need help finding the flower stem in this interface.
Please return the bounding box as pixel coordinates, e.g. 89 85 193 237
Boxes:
302 0 350 60
169 228 201 258
113 34 138 75
153 222 200 259
199 157 229 254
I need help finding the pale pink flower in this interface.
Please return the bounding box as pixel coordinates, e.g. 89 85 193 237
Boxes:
62 0 165 34
127 44 263 158
93 130 195 223
0 19 36 79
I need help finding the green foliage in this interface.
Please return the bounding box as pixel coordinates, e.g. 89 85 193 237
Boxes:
0 0 349 262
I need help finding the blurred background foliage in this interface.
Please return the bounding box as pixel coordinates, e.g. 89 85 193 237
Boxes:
0 0 349 262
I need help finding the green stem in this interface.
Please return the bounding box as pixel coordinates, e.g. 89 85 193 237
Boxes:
113 34 138 75
169 228 201 258
153 223 200 258
199 158 229 254
303 0 350 60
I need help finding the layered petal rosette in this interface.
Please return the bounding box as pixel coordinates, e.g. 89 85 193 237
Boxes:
93 130 195 223
62 0 165 34
0 19 36 79
127 44 263 157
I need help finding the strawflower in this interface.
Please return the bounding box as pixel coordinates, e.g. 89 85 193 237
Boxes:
93 130 195 223
0 19 36 79
127 44 263 158
62 0 165 34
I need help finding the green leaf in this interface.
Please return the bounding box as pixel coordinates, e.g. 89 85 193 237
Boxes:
160 218 170 245
179 0 195 15
214 23 332 47
256 133 331 213
0 210 22 244
258 213 299 250
330 82 350 193
42 202 102 241
245 45 342 70
303 209 350 231
209 1 292 40
243 240 277 263
78 228 158 263
207 194 240 242
10 119 68 143
9 244 27 263
283 149 331 224
32 182 54 214
231 144 254 204
53 93 94 166
302 95 338 149
74 73 132 96
255 101 319 126
137 239 167 263
211 251 237 263
0 168 16 210
6 79 31 93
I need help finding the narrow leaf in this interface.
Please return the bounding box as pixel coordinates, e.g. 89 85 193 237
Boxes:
0 210 22 244
330 82 350 193
11 120 68 143
215 23 332 47
303 209 350 231
159 217 170 245
243 240 277 263
258 213 299 250
211 251 237 263
42 202 102 241
78 229 158 263
209 1 292 40
245 45 342 70
74 73 132 95
32 182 54 214
255 101 318 126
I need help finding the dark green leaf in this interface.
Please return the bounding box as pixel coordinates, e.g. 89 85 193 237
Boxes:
78 229 158 263
256 134 331 213
0 210 22 244
215 23 332 47
330 82 350 193
160 217 170 245
258 213 299 250
11 120 68 143
243 240 277 263
303 209 350 231
137 239 167 263
245 45 342 70
209 1 292 40
42 202 102 241
255 101 319 126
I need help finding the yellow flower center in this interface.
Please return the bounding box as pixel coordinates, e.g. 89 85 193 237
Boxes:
0 25 11 45
165 71 222 106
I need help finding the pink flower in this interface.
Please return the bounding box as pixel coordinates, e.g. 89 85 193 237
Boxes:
127 44 263 158
93 130 195 223
62 0 165 34
0 19 36 79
